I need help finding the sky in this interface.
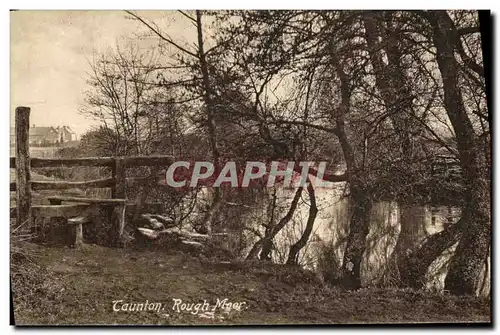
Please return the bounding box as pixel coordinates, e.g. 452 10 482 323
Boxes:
10 10 195 137
10 10 460 141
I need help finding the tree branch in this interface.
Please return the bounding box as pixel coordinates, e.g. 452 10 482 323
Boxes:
125 10 199 59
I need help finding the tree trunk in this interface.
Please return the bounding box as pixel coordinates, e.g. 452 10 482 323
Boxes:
259 188 278 261
246 187 303 261
198 193 223 235
425 11 491 295
341 184 372 290
246 239 264 260
363 13 429 286
399 217 465 289
332 60 373 290
286 183 318 265
444 189 490 295
195 10 222 235
259 237 273 261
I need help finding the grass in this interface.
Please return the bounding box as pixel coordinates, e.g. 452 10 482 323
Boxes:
11 242 491 325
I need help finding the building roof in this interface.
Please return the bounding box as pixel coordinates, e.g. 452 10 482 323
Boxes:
61 126 76 134
29 126 59 137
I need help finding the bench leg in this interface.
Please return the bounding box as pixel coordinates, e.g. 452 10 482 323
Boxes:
67 216 91 248
110 205 125 248
67 223 83 248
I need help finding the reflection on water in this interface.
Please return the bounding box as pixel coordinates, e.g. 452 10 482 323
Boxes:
263 187 489 296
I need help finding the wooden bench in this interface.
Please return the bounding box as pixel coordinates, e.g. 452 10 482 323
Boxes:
47 196 127 248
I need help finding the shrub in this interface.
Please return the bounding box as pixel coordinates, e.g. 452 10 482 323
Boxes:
10 219 63 319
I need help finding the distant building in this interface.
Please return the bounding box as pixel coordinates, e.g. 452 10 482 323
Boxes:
10 124 77 146
56 126 77 143
29 126 60 145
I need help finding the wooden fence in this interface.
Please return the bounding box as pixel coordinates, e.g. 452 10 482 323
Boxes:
10 106 174 247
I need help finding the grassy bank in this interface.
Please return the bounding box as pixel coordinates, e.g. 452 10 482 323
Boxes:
11 243 491 325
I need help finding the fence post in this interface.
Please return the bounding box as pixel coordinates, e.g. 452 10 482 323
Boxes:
112 157 126 199
110 157 126 247
15 107 32 229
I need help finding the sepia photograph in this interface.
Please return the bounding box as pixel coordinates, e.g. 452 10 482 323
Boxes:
9 9 491 326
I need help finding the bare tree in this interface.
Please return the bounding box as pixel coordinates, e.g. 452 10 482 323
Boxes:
80 43 168 156
423 10 490 296
126 10 224 234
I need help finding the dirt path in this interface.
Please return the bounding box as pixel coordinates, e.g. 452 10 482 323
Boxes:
12 244 491 325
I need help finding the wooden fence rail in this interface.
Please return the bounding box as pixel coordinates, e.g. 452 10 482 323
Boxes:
10 106 174 248
10 155 174 169
11 176 167 192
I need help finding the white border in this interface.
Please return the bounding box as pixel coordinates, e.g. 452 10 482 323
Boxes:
1 2 498 334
